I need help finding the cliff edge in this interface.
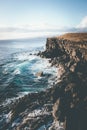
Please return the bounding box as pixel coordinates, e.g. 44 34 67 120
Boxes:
2 33 87 130
39 33 87 130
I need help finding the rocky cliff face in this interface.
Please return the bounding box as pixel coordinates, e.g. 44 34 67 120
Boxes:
39 33 87 130
2 33 87 130
41 36 87 59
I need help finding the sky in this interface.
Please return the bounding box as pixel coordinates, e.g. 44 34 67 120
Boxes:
0 0 87 40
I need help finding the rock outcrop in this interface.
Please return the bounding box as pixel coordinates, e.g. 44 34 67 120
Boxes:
35 71 44 77
39 33 87 130
2 33 87 130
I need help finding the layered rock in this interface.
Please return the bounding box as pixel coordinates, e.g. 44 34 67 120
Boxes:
39 33 87 130
2 33 87 130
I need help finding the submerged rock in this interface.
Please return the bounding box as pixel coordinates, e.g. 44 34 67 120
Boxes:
35 71 44 77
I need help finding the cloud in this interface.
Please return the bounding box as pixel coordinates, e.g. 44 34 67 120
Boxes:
0 24 69 33
77 16 87 28
75 16 87 32
0 24 70 40
0 17 87 40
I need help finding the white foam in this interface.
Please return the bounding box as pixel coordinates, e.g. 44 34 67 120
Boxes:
13 51 37 61
5 111 12 123
2 68 8 74
17 91 29 96
0 94 25 107
31 57 57 75
15 53 29 61
13 68 21 75
28 108 50 118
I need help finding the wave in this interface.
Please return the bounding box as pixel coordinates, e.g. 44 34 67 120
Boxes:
0 42 58 129
0 50 57 102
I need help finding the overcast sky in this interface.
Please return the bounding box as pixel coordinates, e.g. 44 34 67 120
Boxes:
0 0 87 39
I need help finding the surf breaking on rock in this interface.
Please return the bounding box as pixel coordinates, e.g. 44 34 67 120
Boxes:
1 33 87 130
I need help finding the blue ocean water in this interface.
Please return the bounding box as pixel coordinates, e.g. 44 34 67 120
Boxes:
0 38 57 111
0 38 58 128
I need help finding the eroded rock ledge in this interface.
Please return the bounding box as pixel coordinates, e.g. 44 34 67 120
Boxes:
2 33 87 130
38 33 87 130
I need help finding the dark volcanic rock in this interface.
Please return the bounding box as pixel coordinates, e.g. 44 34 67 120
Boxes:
2 33 87 130
40 33 87 130
35 71 44 77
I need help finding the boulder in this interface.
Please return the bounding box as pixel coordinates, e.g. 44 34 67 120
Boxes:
35 71 44 77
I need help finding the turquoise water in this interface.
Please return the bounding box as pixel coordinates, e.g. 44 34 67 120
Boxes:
0 38 57 106
0 38 58 129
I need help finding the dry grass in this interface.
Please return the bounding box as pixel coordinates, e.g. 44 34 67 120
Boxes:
57 33 87 42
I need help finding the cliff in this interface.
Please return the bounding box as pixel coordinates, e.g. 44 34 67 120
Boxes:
2 33 87 130
39 33 87 130
40 33 87 59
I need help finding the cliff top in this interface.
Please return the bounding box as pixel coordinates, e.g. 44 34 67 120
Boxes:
57 33 87 42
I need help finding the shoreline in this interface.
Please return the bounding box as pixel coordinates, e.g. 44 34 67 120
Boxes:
1 33 87 130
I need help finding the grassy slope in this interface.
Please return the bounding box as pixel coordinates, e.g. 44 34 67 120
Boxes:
57 33 87 42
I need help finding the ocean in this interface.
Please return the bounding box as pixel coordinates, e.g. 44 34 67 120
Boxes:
0 37 57 128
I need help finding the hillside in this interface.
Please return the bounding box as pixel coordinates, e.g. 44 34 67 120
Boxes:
57 33 87 42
